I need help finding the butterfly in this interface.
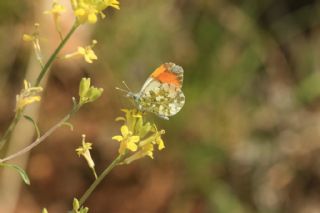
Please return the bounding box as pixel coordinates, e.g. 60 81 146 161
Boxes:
117 62 185 120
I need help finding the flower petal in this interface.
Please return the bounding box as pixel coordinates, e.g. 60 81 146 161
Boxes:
129 136 140 143
156 138 165 150
112 135 123 141
88 13 98 24
120 125 129 136
127 142 138 152
115 116 125 122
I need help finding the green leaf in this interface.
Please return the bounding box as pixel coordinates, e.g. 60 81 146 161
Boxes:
0 163 30 185
61 122 74 131
23 115 40 139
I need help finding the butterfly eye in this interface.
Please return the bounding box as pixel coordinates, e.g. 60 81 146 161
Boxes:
133 94 139 100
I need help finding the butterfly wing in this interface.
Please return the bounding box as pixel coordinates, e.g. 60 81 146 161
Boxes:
137 63 185 119
138 82 185 119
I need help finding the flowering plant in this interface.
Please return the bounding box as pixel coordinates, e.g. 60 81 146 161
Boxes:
0 1 173 212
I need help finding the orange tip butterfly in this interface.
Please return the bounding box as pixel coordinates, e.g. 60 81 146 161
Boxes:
117 62 185 120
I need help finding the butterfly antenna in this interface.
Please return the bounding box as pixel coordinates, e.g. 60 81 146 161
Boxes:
116 81 135 100
115 86 128 93
122 81 131 92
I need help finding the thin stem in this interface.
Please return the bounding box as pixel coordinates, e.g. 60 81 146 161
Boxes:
0 22 79 151
33 39 45 69
0 111 22 150
91 167 98 180
0 104 81 163
35 22 79 86
79 155 124 206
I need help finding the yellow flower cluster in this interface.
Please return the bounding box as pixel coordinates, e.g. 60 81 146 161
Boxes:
16 80 43 112
112 109 165 164
71 0 120 24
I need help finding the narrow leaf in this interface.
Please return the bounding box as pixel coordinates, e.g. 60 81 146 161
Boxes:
61 122 74 131
0 163 30 185
23 115 40 139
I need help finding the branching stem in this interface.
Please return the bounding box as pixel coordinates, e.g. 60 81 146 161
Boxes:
79 155 124 206
0 104 81 163
0 21 80 150
35 21 79 86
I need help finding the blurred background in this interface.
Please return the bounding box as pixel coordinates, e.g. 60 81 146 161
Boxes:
1 0 320 212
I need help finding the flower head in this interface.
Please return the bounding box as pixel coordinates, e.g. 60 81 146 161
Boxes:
72 198 89 213
44 1 66 38
64 40 98 63
44 1 66 16
22 23 44 66
112 125 140 155
78 77 104 105
124 125 165 164
16 80 43 111
71 0 120 25
112 109 166 164
76 135 97 179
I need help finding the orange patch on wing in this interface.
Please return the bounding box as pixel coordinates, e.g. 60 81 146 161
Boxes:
153 70 180 87
151 64 167 77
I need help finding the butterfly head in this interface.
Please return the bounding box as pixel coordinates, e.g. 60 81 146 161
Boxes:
126 91 139 101
116 81 141 107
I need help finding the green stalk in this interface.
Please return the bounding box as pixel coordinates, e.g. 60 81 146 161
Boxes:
35 22 79 86
79 155 123 206
0 22 79 150
0 103 81 163
0 111 22 150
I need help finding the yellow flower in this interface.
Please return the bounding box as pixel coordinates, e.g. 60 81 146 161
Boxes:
72 198 89 213
76 135 97 178
78 77 104 105
22 34 34 42
152 125 165 150
77 46 97 63
16 80 43 111
105 0 120 10
123 128 165 164
124 143 153 164
71 0 120 25
44 1 66 38
44 1 66 15
112 125 140 155
64 40 98 63
22 24 44 66
113 109 166 164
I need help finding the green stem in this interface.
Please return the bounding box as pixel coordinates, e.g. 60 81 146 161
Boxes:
35 22 79 86
0 22 79 151
0 103 81 163
0 111 22 150
79 155 123 206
